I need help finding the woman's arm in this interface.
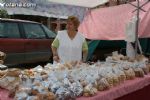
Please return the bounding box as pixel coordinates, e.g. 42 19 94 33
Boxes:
83 49 88 62
51 47 60 62
82 40 88 62
51 38 60 62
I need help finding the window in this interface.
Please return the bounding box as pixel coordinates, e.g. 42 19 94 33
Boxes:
0 22 20 38
23 23 46 39
42 25 56 38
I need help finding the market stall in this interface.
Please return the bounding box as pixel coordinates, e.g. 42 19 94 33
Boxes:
1 1 150 100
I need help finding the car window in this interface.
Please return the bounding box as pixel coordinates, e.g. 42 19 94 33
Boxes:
23 23 47 39
42 25 56 38
0 22 20 38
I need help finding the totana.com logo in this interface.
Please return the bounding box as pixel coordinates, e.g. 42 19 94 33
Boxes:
4 2 36 8
0 0 36 8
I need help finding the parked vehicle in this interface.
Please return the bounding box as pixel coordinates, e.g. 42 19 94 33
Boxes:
0 18 56 66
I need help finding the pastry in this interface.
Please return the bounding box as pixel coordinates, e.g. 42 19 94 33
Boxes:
97 78 110 91
134 68 144 77
7 68 21 77
0 60 4 64
0 51 6 60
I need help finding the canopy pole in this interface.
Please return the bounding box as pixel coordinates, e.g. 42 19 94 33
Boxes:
135 0 140 56
127 0 150 56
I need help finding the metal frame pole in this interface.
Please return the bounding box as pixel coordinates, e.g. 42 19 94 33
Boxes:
127 0 150 56
135 0 140 56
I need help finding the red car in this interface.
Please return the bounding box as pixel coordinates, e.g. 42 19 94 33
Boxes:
0 18 56 66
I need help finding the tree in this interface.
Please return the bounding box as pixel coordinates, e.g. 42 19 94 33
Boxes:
0 9 9 18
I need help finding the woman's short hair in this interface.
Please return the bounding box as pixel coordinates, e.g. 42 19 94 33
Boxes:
67 16 80 30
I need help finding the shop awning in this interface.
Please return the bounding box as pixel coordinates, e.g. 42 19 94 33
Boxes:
78 1 150 40
47 0 109 8
4 8 68 19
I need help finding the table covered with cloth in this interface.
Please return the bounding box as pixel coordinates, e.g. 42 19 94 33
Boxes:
78 74 150 100
1 74 150 100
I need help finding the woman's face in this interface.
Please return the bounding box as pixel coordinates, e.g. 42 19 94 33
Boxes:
66 20 76 31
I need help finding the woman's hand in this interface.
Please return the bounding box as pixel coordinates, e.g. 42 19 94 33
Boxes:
53 55 60 63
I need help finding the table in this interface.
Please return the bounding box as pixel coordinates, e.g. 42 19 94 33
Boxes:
0 88 12 100
1 74 150 100
77 74 150 100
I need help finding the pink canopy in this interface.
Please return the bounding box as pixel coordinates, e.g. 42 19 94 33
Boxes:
78 1 150 40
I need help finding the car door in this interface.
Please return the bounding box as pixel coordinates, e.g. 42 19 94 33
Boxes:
22 22 52 63
42 24 56 61
0 21 25 66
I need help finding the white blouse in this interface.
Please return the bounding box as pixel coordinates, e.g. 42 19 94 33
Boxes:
56 30 85 63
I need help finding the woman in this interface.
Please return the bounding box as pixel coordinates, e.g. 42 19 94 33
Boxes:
51 16 88 63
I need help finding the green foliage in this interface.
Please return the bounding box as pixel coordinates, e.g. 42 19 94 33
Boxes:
0 9 9 18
